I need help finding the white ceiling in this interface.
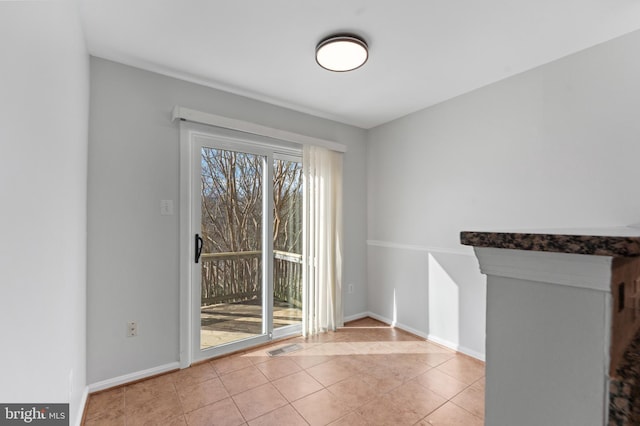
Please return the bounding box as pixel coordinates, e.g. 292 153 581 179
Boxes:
80 0 640 129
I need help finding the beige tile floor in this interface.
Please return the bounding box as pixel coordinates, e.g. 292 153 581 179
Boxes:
84 318 485 426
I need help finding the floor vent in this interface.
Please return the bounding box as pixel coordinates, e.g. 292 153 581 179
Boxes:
267 344 303 357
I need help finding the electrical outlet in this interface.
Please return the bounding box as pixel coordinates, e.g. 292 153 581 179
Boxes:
127 321 138 337
348 283 354 294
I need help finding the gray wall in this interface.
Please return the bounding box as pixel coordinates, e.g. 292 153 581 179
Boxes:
367 29 640 358
0 2 89 424
87 58 368 383
88 24 640 383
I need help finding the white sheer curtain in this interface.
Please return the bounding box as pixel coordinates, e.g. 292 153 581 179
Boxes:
302 145 343 337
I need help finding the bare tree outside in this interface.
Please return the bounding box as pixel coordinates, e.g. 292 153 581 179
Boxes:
272 158 303 309
198 147 303 348
200 149 264 304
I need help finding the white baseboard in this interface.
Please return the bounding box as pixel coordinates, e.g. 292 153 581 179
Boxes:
427 334 486 362
343 311 370 323
73 386 89 426
88 362 181 393
396 321 430 340
358 311 486 362
345 311 406 330
364 311 395 327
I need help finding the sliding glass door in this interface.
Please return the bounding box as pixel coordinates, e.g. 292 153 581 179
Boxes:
198 146 266 350
190 130 302 360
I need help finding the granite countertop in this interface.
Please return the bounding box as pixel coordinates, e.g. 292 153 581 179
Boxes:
460 226 640 257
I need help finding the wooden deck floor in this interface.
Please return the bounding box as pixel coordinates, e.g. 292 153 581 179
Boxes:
200 300 302 349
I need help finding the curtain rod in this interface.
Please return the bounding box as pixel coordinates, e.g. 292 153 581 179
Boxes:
172 106 347 153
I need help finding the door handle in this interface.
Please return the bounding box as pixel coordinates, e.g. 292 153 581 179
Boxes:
195 234 203 263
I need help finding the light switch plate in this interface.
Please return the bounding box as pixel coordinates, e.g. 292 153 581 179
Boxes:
160 200 174 216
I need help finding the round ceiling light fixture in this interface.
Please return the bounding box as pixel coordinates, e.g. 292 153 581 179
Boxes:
315 34 368 72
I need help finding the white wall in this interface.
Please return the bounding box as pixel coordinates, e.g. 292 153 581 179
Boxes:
0 1 89 424
87 58 368 384
367 29 640 359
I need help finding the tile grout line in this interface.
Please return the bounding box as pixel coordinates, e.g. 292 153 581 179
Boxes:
449 399 485 421
83 318 484 425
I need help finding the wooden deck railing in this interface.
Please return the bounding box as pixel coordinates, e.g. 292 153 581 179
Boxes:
200 250 302 308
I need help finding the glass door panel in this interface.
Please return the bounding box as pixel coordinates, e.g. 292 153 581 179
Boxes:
273 158 303 329
188 128 303 361
199 147 265 350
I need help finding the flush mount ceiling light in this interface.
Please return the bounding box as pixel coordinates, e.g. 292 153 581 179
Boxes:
315 34 368 72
